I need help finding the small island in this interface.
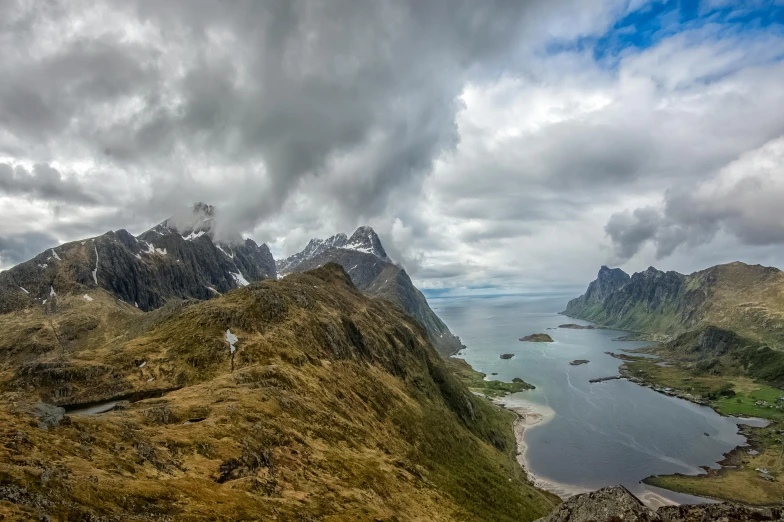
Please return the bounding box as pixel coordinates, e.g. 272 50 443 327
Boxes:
559 323 600 330
519 333 554 342
500 353 515 359
570 359 590 366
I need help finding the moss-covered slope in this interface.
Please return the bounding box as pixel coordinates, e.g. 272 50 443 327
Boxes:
0 263 557 521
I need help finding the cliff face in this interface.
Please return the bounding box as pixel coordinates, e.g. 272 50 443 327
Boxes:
0 264 558 521
535 485 783 522
278 227 462 356
0 204 276 314
563 262 784 345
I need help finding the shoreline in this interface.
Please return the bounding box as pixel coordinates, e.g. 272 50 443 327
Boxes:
493 396 591 500
493 395 694 508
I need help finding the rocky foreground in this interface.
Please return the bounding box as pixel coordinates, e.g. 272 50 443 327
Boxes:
535 485 784 522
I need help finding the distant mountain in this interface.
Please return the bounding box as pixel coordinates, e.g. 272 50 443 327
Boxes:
563 262 784 346
0 203 276 313
278 227 462 356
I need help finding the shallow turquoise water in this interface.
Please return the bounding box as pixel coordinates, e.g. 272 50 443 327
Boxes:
429 293 750 504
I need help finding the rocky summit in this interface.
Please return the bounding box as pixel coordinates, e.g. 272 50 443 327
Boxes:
0 203 276 314
277 226 462 356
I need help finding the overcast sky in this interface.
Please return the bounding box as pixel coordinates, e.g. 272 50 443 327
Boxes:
2 0 784 294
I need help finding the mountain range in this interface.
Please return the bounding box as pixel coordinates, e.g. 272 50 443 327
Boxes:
0 203 276 314
563 262 784 347
0 203 460 355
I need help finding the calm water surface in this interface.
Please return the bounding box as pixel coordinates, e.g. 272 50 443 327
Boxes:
430 293 751 504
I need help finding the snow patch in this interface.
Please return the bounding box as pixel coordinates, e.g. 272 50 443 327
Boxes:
19 287 28 294
225 329 238 354
38 263 48 269
207 286 220 295
51 249 61 261
216 244 233 258
134 301 139 308
134 253 142 260
81 241 85 245
147 377 155 382
42 299 47 305
49 286 56 297
92 244 99 285
83 294 93 301
155 247 167 255
138 361 146 368
182 230 206 241
230 271 249 287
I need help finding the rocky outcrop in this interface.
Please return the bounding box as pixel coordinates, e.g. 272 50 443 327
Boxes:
0 203 276 313
276 227 462 356
535 485 783 522
520 333 554 342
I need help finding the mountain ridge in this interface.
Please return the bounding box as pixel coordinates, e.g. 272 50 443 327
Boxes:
563 261 784 346
277 227 462 356
0 203 276 314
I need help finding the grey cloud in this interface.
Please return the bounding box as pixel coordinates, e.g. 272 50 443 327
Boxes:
0 163 97 204
0 231 59 265
0 0 550 241
605 137 784 262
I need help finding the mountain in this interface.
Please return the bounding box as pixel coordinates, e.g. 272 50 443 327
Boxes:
0 263 558 521
0 203 276 314
563 262 784 346
278 227 463 356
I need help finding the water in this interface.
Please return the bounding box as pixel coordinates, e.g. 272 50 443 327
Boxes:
430 293 752 505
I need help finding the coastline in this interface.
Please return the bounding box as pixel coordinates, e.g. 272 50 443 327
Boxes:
493 394 701 509
493 395 590 500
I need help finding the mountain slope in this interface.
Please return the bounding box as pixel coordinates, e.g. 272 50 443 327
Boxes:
0 203 276 314
563 262 784 346
278 227 462 356
0 263 558 521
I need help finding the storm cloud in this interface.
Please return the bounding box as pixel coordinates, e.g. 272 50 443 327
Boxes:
2 1 784 289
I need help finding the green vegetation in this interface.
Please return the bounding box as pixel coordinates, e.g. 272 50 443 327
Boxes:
622 343 784 505
445 357 535 398
519 333 554 343
0 264 559 521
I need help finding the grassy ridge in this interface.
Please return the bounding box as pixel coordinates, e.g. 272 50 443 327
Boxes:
0 264 559 521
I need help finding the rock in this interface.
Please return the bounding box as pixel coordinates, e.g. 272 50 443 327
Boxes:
500 354 515 359
520 333 554 342
657 501 783 521
534 485 657 522
589 375 622 383
31 403 66 430
570 360 590 366
535 485 784 522
559 324 597 330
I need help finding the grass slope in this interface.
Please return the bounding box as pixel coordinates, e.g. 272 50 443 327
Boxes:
0 264 558 521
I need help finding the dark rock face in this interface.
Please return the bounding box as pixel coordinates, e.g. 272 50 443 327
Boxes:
535 485 784 522
276 227 461 356
562 265 703 334
0 203 276 313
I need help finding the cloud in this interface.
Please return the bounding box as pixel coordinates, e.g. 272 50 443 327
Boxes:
2 1 784 290
0 231 60 265
605 136 784 262
0 163 97 204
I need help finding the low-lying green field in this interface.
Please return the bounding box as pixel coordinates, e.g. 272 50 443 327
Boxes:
445 357 535 398
624 353 784 505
